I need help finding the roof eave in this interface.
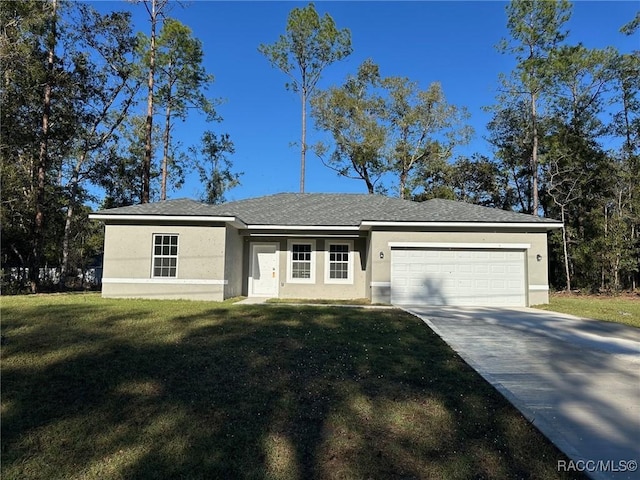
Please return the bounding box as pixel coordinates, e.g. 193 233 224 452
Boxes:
245 224 360 231
359 221 563 230
88 213 247 229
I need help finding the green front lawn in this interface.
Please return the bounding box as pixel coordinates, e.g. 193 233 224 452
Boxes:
535 293 640 328
1 293 582 479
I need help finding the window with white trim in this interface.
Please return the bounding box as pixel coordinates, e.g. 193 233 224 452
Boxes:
287 240 315 283
152 234 178 277
325 241 353 284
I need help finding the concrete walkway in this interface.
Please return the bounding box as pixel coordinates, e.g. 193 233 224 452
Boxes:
235 297 268 305
403 306 640 480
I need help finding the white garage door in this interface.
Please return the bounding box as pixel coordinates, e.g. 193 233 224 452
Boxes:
391 248 526 307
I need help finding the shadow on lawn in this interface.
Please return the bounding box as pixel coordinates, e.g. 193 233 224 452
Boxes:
1 302 582 480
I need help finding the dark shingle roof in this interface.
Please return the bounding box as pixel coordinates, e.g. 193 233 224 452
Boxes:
94 193 560 226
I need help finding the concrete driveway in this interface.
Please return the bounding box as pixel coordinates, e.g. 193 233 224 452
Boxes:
402 306 640 480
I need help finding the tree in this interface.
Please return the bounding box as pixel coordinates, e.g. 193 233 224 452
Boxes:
312 60 469 198
154 18 218 200
546 158 584 291
609 50 640 288
311 59 387 194
497 0 572 216
60 4 139 282
450 155 516 209
190 131 240 205
382 77 471 199
33 0 58 291
620 11 640 36
92 115 155 208
543 45 624 291
138 0 170 203
486 102 536 213
258 2 352 193
1 0 78 292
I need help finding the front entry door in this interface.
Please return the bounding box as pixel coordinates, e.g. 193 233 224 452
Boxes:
250 243 279 297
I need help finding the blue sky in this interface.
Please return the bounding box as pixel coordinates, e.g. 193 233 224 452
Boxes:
93 1 638 202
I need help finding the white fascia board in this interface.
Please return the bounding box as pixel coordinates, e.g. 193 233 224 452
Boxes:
389 242 531 250
247 224 359 231
88 214 246 228
248 233 361 238
360 221 563 230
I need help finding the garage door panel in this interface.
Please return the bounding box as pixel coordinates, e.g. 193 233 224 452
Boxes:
391 249 526 307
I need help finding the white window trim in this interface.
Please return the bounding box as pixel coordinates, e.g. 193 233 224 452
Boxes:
287 239 316 284
152 233 179 278
325 240 354 285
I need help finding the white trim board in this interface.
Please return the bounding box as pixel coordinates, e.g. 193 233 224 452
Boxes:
529 284 550 291
102 278 227 285
248 224 359 231
89 214 246 229
388 242 531 250
362 221 562 230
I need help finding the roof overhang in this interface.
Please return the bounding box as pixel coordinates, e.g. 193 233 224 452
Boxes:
359 221 563 231
89 214 562 232
246 224 359 231
88 213 247 229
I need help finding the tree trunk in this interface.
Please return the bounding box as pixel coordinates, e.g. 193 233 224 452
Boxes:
399 168 408 199
362 170 374 194
31 0 57 293
161 96 171 201
300 85 307 193
531 90 539 216
143 0 157 204
560 206 571 292
61 154 83 284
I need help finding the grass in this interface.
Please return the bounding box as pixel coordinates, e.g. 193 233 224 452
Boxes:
1 293 584 480
535 293 640 328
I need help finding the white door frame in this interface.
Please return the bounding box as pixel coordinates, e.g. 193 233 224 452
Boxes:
249 242 279 297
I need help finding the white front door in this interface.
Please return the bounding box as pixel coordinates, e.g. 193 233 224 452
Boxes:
250 243 279 297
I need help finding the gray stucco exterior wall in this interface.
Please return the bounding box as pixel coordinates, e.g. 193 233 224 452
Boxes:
224 226 244 298
101 223 228 301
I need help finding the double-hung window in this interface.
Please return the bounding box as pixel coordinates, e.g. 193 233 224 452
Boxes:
288 240 315 283
152 234 178 278
325 241 353 284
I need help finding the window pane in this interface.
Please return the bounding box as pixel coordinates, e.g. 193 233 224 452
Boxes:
291 244 312 280
328 244 349 280
292 262 310 279
153 235 178 278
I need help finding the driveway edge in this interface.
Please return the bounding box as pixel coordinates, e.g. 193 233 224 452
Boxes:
404 308 597 479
